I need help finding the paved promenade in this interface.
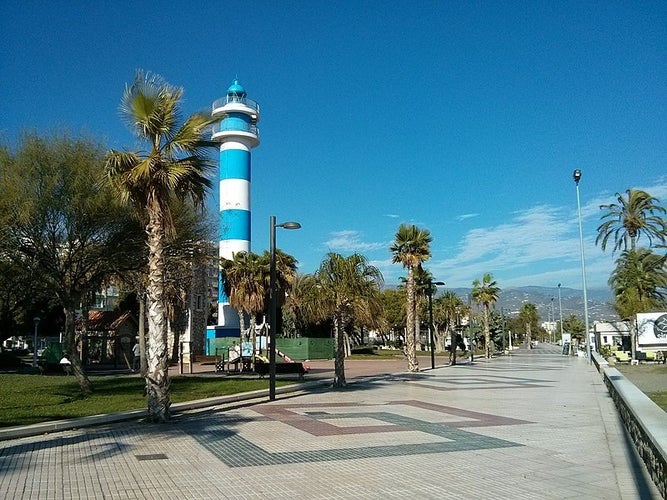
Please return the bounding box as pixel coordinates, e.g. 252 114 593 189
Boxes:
0 345 662 499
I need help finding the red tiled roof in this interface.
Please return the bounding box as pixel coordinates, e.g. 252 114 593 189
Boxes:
83 311 137 331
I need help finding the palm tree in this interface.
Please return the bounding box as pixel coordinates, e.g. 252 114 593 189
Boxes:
471 273 501 359
220 251 267 369
314 253 383 387
436 291 465 365
518 303 539 349
596 189 667 254
261 248 299 346
609 248 667 360
390 224 432 372
105 71 214 422
285 273 320 338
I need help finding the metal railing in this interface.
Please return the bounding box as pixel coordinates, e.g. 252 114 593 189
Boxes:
210 121 259 137
212 95 260 114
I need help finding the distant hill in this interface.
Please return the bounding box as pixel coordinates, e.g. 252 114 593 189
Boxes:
447 286 617 322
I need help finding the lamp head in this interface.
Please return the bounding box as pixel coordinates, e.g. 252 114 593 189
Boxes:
573 169 582 184
279 222 301 230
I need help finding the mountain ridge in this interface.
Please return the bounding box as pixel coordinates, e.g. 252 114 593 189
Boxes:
447 286 616 322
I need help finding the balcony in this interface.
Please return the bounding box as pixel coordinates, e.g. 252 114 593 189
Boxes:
210 121 259 145
212 96 260 120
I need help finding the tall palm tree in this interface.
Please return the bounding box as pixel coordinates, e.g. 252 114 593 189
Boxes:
596 189 667 254
436 291 465 365
261 248 299 345
314 253 384 387
610 248 667 360
285 273 319 338
471 273 501 359
105 71 214 422
518 303 539 348
220 251 267 368
390 224 432 372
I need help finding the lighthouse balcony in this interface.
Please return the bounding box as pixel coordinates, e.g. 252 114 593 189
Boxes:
211 121 259 143
212 96 260 121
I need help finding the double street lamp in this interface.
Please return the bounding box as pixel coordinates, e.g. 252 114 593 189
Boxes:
269 215 301 401
426 281 446 369
573 170 591 362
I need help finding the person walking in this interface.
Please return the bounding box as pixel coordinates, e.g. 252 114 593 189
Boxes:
132 342 140 372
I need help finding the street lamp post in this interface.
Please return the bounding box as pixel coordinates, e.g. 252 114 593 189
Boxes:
32 316 40 368
269 215 301 401
557 283 564 342
550 297 554 343
468 295 474 364
573 170 591 362
426 281 445 369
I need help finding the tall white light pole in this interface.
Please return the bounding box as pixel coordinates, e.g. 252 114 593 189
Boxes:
573 170 591 362
269 216 301 401
557 283 564 342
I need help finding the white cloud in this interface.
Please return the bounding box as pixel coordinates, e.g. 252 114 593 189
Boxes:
324 230 388 253
422 204 614 289
319 178 667 290
456 213 479 221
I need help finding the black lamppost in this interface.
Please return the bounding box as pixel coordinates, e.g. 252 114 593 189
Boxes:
426 281 445 369
269 215 301 401
32 316 40 368
468 295 474 364
573 170 591 362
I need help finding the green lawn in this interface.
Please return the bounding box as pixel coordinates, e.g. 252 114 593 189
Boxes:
615 363 667 412
0 374 283 428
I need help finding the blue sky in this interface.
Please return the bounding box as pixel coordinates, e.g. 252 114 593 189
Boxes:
1 1 665 291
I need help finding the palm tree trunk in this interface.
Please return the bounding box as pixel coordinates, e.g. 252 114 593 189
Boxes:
145 205 170 422
406 267 419 372
139 291 147 376
333 315 346 387
484 306 491 359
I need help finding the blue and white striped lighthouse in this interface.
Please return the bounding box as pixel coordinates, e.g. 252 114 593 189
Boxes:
210 79 260 333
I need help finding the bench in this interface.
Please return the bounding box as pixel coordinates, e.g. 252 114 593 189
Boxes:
614 351 630 363
255 360 307 380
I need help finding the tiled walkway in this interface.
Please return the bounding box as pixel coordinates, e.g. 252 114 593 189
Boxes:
0 345 661 499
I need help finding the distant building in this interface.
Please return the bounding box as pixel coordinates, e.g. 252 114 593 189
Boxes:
593 320 631 349
78 310 138 366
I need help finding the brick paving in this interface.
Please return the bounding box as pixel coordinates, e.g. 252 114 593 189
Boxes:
0 344 662 499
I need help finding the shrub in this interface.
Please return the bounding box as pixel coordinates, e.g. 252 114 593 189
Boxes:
0 351 24 369
599 344 613 360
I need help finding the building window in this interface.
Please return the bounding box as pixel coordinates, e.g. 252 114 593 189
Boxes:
196 295 203 311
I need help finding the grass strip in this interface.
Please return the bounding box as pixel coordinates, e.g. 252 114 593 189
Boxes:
0 374 284 427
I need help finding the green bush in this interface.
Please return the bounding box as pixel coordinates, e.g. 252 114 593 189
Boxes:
599 344 613 359
351 346 377 355
0 351 24 369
